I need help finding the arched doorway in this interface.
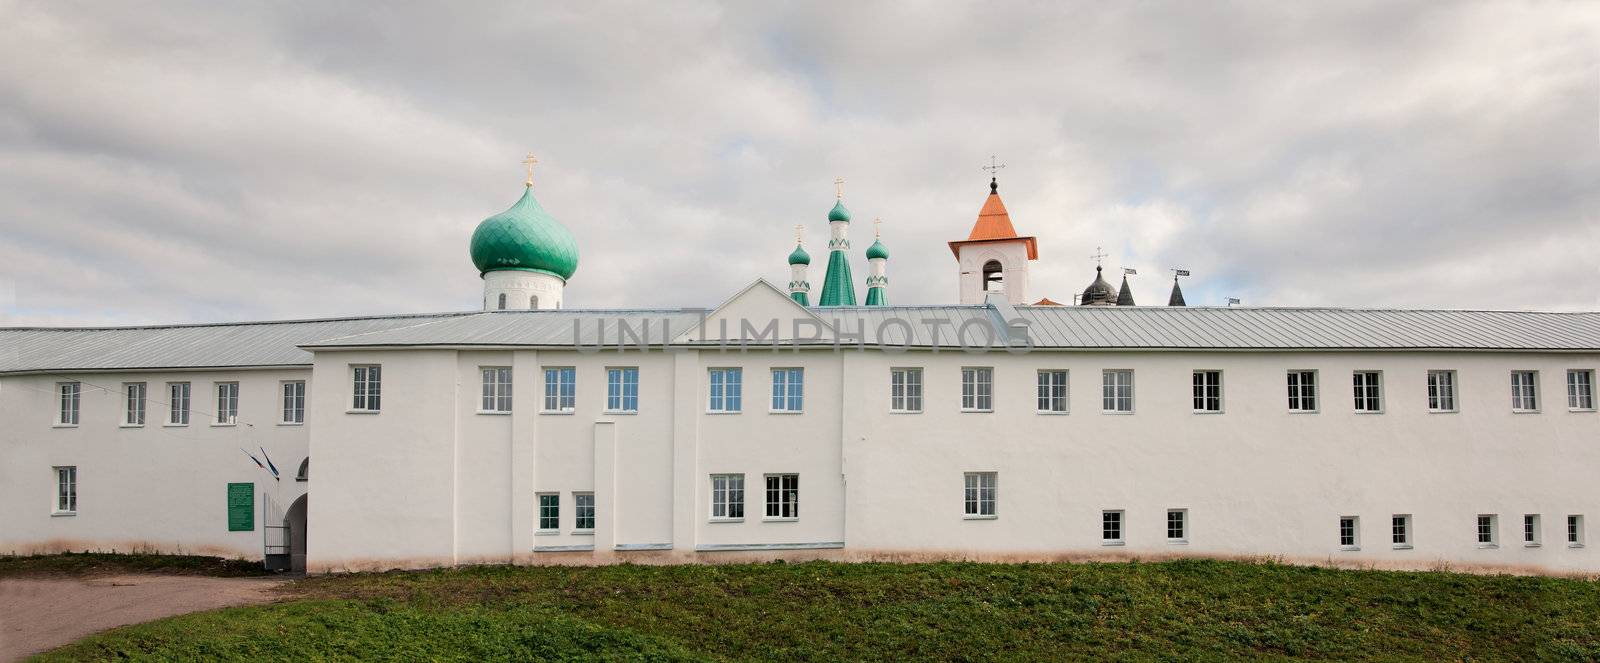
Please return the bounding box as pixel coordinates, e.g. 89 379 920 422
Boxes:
286 494 307 573
982 260 1005 293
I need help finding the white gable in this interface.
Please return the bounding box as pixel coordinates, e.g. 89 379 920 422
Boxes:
674 279 835 344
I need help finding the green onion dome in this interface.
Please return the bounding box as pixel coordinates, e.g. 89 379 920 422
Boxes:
865 239 889 260
469 187 579 280
828 200 851 223
788 243 811 265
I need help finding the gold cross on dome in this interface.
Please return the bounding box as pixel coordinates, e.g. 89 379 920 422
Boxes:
874 217 882 239
1090 246 1108 267
794 224 804 245
522 152 539 187
834 177 845 199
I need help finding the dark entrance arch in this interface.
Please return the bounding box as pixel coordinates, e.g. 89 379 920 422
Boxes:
285 494 307 573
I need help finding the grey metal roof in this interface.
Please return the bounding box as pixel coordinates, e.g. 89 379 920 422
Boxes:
4 305 1598 375
0 313 472 375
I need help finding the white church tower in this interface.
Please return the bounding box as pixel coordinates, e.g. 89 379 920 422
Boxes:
469 154 579 310
948 175 1038 305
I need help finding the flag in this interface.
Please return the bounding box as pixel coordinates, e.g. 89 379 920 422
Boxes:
1175 269 1190 277
1228 298 1241 305
240 448 266 470
260 447 281 481
1123 268 1137 275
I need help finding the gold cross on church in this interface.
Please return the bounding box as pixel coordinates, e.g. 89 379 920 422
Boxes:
794 224 804 245
834 177 845 199
523 152 539 187
1091 246 1108 267
874 217 882 238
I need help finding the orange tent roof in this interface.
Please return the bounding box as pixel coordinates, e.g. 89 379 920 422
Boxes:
1033 297 1063 306
948 184 1038 259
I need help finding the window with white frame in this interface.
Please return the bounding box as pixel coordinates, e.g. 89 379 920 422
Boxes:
1037 370 1068 413
1352 371 1382 412
53 466 76 514
770 369 803 412
891 368 923 413
1568 370 1595 411
1477 514 1498 546
1287 370 1318 412
168 382 190 425
963 472 997 518
961 367 993 412
1192 370 1222 412
1167 509 1188 542
1524 514 1541 546
480 367 512 413
1569 515 1585 547
1511 371 1538 412
1102 510 1125 544
710 474 745 520
574 492 595 531
1102 370 1133 413
606 367 639 412
708 368 743 413
124 382 146 426
1427 370 1457 412
351 365 381 412
57 382 80 425
1339 516 1360 549
537 493 559 531
543 367 576 412
764 473 799 519
1392 514 1412 548
216 382 239 425
281 381 305 424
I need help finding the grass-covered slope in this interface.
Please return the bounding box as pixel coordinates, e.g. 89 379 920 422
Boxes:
37 559 1600 661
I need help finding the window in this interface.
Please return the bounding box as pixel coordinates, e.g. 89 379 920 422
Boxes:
530 295 539 308
497 293 507 310
480 367 512 413
537 493 559 531
963 472 997 518
351 365 381 412
574 493 595 531
1352 371 1382 412
1568 370 1595 411
1392 514 1412 548
764 474 799 519
1477 514 1498 547
168 382 190 425
606 367 639 413
708 368 743 413
543 367 576 412
1569 515 1585 547
1192 370 1222 412
1427 370 1457 412
1167 509 1188 543
1037 370 1068 413
123 382 146 426
771 369 803 412
891 368 923 413
1511 371 1538 412
982 260 1004 293
215 382 239 425
961 368 993 411
710 474 745 520
57 382 80 425
1524 514 1541 547
53 466 76 514
282 381 305 424
1339 516 1360 550
1287 370 1317 412
1102 510 1125 544
1102 370 1133 413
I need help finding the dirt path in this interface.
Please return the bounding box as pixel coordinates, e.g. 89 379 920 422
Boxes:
0 574 289 661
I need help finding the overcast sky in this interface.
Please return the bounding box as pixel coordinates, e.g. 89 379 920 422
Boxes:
1 2 1596 326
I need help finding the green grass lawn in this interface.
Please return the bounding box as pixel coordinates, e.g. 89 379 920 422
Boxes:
33 558 1600 661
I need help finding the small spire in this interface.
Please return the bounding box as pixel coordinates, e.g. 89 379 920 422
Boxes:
522 152 538 188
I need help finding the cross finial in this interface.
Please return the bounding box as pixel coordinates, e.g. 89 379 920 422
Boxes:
522 152 538 187
834 177 845 200
794 224 804 245
873 217 882 239
981 155 1006 176
1091 246 1109 268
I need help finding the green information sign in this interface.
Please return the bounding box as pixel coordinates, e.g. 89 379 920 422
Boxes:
227 482 254 532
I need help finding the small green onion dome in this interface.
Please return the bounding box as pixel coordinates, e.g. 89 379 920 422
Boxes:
865 239 889 260
469 187 579 280
788 243 811 265
828 200 851 223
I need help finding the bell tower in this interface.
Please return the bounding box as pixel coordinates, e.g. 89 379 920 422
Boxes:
948 162 1037 305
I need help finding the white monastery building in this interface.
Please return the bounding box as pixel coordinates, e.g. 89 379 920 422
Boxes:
4 164 1599 575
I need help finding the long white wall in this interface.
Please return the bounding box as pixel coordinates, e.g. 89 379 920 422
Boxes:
0 369 309 558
